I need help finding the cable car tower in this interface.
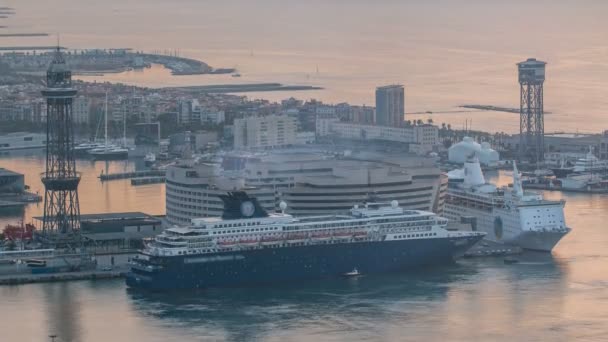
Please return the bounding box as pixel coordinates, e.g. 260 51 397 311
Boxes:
39 48 82 247
518 58 547 165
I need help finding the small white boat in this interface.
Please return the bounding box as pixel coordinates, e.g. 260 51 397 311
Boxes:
342 268 361 277
144 152 156 166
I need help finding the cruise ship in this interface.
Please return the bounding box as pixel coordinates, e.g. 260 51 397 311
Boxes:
444 158 570 252
126 192 484 290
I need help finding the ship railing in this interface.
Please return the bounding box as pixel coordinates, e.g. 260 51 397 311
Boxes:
529 225 568 232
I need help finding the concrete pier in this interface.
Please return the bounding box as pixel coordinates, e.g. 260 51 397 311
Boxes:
131 176 166 185
99 169 165 181
0 267 128 285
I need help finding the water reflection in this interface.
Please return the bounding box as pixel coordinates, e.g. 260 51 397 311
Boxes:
126 265 479 341
42 283 83 342
0 152 166 227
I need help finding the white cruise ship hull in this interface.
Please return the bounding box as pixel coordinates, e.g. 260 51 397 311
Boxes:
510 229 571 252
444 204 569 252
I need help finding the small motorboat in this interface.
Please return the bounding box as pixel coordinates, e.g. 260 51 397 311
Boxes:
504 257 520 264
342 268 361 277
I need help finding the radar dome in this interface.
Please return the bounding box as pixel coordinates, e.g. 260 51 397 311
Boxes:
279 201 287 211
391 200 399 208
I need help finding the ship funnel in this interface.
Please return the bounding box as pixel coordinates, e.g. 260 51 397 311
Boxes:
512 161 524 197
463 156 485 187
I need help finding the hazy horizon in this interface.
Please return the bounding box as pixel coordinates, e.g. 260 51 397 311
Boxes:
1 0 607 133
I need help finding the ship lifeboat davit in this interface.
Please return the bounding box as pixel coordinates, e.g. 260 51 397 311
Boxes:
311 232 332 241
260 236 283 245
239 238 259 246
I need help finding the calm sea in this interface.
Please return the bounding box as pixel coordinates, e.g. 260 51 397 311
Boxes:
0 154 607 341
2 0 608 133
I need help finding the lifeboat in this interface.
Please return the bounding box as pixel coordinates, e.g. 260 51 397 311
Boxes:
239 239 259 246
260 236 283 245
311 232 332 241
286 234 307 243
333 231 353 238
353 231 368 239
218 240 238 246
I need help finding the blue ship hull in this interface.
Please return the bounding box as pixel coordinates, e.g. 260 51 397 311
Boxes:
126 235 482 291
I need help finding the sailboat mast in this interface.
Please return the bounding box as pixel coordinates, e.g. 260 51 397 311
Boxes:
123 104 127 148
104 92 108 150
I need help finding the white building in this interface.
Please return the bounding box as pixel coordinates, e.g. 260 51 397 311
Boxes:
376 84 405 127
177 100 225 125
295 131 315 145
315 117 339 138
201 109 225 125
233 115 297 149
165 150 448 223
323 122 439 149
448 136 499 167
165 163 275 225
72 96 90 125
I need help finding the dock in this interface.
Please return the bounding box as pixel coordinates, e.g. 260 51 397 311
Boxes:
0 191 42 207
464 239 522 258
0 267 127 286
523 182 608 194
131 176 166 185
99 169 166 181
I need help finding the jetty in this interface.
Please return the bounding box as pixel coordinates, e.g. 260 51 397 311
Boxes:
99 169 166 181
523 182 608 194
166 83 323 93
131 176 166 185
0 267 127 286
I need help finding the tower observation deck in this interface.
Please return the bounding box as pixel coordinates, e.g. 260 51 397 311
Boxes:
518 58 546 164
39 48 82 247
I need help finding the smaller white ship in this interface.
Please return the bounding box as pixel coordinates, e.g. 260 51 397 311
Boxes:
572 146 607 173
445 157 570 252
144 152 156 166
0 133 46 151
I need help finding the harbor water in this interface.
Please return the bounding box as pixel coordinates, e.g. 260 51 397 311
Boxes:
1 155 608 341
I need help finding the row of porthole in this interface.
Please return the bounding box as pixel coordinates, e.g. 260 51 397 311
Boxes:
395 233 437 239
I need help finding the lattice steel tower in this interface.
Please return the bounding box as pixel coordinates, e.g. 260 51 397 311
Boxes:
40 48 81 246
518 58 547 164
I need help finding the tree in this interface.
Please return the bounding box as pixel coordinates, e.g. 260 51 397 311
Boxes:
443 138 453 149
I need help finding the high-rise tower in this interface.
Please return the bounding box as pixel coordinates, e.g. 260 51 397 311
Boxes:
40 48 81 246
375 85 405 127
518 58 546 164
